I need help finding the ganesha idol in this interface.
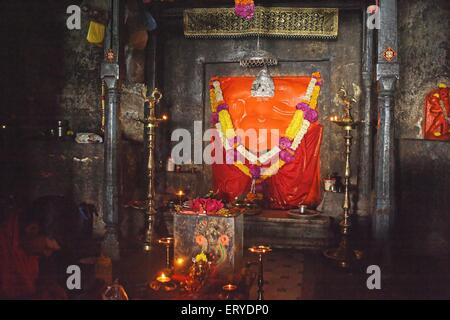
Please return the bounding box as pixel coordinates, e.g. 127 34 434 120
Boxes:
209 72 323 210
423 83 450 141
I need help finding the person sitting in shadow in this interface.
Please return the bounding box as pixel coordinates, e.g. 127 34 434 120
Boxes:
0 195 85 299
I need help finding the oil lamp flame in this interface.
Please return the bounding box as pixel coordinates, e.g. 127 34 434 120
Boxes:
176 257 184 266
249 245 272 254
156 273 171 283
158 237 173 245
222 284 237 292
330 115 339 122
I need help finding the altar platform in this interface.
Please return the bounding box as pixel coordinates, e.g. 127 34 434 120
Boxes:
162 210 333 251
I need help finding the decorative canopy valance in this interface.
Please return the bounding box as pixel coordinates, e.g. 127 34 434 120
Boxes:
184 7 339 39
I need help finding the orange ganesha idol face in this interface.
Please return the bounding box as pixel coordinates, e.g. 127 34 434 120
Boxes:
219 76 312 152
211 74 324 208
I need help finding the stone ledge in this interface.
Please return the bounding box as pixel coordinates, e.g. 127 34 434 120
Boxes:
244 210 332 250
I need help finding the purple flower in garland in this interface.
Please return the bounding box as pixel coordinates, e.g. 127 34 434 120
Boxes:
235 1 255 20
304 108 318 122
226 149 238 164
279 137 292 150
280 149 296 163
296 102 319 123
248 164 261 179
279 136 295 163
211 112 219 125
217 103 229 113
296 102 310 111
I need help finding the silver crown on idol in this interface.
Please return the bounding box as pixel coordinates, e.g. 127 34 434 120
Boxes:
239 36 278 98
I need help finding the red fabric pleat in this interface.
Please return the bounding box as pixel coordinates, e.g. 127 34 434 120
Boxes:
212 123 322 209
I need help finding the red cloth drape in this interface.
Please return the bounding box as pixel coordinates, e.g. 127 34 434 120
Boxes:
212 122 323 208
211 76 323 209
266 122 322 208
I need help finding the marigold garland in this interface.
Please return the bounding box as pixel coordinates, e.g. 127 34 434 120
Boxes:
285 110 304 140
210 87 217 112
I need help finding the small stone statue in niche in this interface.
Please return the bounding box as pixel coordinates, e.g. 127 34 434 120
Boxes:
423 83 450 141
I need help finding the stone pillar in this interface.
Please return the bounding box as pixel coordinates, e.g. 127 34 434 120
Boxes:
374 0 399 240
357 8 375 216
101 0 121 261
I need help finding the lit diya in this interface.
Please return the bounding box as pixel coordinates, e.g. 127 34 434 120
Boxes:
330 115 339 122
249 245 272 254
222 284 237 292
175 257 186 269
176 190 185 205
222 284 237 300
156 273 171 283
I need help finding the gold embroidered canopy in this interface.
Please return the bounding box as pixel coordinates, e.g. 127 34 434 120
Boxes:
184 7 339 39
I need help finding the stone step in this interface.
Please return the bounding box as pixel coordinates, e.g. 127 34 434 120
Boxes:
162 209 333 252
244 210 333 250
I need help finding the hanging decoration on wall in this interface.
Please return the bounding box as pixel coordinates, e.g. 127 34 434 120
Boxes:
239 34 278 97
87 21 106 46
423 83 450 141
184 7 339 39
105 49 115 63
83 3 109 46
234 0 255 20
209 72 322 180
382 47 397 62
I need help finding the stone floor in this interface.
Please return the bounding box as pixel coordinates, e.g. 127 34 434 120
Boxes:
83 195 450 300
115 243 450 300
248 250 305 300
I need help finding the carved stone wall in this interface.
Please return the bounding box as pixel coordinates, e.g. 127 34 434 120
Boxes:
395 0 450 255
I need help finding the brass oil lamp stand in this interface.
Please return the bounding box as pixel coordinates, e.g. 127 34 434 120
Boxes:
249 245 272 300
140 87 166 252
158 237 174 272
324 88 363 268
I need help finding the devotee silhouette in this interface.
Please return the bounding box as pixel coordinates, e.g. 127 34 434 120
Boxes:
0 195 84 299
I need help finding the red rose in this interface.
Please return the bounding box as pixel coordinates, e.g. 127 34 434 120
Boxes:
192 198 207 212
205 199 224 213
